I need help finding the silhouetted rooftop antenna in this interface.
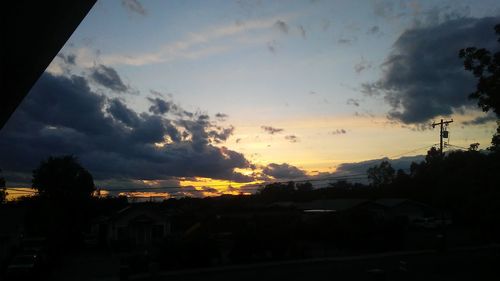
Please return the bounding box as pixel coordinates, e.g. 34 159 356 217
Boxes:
432 119 453 155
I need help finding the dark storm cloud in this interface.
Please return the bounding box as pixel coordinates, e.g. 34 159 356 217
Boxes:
147 97 177 115
57 53 76 65
107 98 140 127
0 72 252 186
90 64 129 93
363 17 500 124
285 135 299 143
261 125 284 135
274 20 289 34
462 114 498 126
262 163 307 180
334 155 424 177
121 0 147 16
208 126 234 144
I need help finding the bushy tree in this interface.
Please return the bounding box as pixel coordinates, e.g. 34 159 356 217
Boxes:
32 155 95 202
459 23 500 151
367 160 395 187
31 156 95 246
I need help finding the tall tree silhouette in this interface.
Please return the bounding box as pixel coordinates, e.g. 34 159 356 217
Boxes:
31 156 95 246
459 23 500 151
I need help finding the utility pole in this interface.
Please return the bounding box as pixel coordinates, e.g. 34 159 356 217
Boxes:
431 119 453 155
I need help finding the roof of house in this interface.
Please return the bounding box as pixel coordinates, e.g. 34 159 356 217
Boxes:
374 198 433 210
108 203 168 223
298 199 369 212
374 198 410 208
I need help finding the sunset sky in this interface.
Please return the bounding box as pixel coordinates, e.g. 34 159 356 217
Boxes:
1 0 499 198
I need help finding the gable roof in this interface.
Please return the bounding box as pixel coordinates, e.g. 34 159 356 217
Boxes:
374 198 409 208
110 204 168 223
298 199 369 212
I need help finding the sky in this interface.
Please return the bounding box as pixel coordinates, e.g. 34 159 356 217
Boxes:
1 0 499 198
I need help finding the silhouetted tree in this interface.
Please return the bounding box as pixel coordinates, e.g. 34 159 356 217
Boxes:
296 181 313 192
259 181 295 201
425 146 442 163
468 142 480 151
459 23 500 151
31 156 95 247
32 155 95 202
0 169 6 203
367 160 395 187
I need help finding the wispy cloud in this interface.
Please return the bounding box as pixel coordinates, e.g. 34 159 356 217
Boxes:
331 129 347 135
101 15 295 66
121 0 147 16
346 98 360 107
285 134 299 143
274 20 289 34
261 125 284 135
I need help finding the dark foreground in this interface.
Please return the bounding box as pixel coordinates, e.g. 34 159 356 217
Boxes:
49 245 499 281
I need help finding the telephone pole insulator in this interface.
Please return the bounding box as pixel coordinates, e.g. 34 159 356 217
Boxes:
431 119 453 155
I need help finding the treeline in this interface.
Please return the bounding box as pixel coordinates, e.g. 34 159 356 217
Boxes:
255 147 500 239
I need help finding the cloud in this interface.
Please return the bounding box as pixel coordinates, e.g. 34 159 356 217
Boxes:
261 125 284 134
107 98 141 127
354 57 372 74
305 155 425 185
274 20 289 34
462 114 498 126
101 15 293 66
334 155 424 177
215 113 228 121
147 97 177 115
346 98 360 107
321 19 331 31
267 40 277 54
121 0 147 16
298 25 306 38
262 163 307 180
337 38 354 45
57 53 76 65
0 71 254 188
90 64 129 92
363 16 500 124
331 129 347 135
372 0 396 19
285 135 299 143
367 25 380 35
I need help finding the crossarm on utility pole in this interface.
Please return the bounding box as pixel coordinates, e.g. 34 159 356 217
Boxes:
432 119 453 155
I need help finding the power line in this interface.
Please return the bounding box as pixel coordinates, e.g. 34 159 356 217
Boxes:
386 143 438 159
446 144 469 150
3 144 436 197
432 119 453 155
